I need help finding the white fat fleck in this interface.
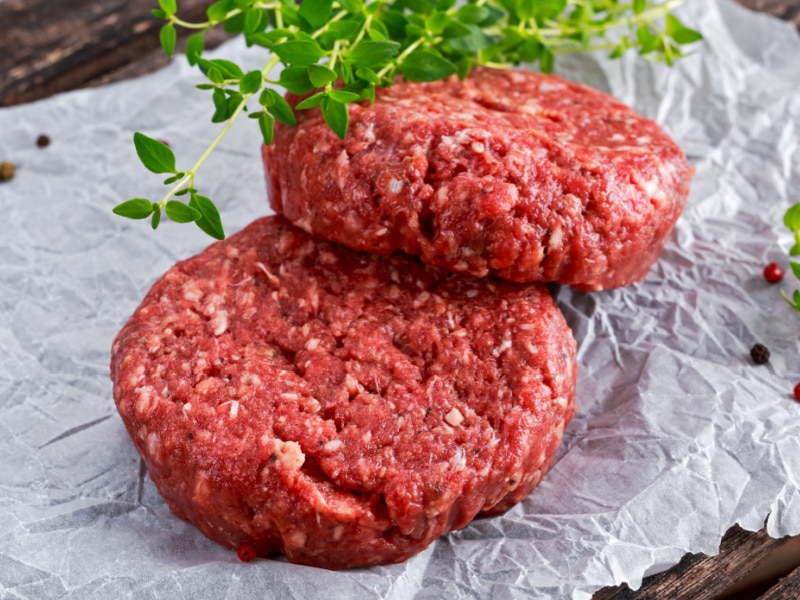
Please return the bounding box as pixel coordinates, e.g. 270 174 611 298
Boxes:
389 179 403 194
362 430 372 444
135 386 154 417
493 339 512 357
375 227 388 237
641 177 660 197
182 281 204 303
453 445 466 469
285 530 307 549
465 289 479 298
413 291 431 308
281 392 299 401
548 227 563 250
210 310 228 336
195 378 216 394
182 402 192 414
305 338 320 351
146 432 160 459
611 133 625 142
444 407 464 427
324 439 343 452
637 136 652 144
276 440 305 470
538 81 564 93
333 525 345 541
471 141 485 153
555 396 568 409
229 400 239 418
345 373 360 395
525 341 539 355
255 262 280 286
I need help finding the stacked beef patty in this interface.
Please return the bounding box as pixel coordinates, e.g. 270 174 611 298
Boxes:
112 68 691 568
265 67 691 291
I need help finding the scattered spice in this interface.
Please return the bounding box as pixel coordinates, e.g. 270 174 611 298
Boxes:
750 343 770 365
763 262 784 284
0 161 15 181
237 543 257 562
36 134 51 148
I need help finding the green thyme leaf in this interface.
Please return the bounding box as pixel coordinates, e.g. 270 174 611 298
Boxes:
158 0 177 17
113 198 155 219
160 23 177 58
165 200 202 223
299 0 333 30
295 91 327 110
666 14 704 45
258 111 276 144
308 64 338 87
791 262 800 280
348 40 401 67
186 33 205 65
784 203 800 230
338 0 365 14
321 97 349 139
244 8 264 35
151 204 162 230
262 89 297 126
782 289 800 312
133 132 178 174
328 90 361 103
279 66 316 94
273 40 325 66
399 50 457 82
190 194 225 240
207 0 233 23
240 70 264 94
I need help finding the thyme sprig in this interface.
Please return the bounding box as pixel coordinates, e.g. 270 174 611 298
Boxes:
114 0 702 238
781 204 800 313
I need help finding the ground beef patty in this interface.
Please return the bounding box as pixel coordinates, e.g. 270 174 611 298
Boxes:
111 216 577 569
264 67 692 291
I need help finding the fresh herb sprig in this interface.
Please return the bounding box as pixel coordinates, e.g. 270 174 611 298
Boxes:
114 0 702 238
782 203 800 312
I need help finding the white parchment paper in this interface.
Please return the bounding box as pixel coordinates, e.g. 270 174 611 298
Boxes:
1 1 799 597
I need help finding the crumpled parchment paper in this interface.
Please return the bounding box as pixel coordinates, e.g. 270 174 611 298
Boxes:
1 0 799 597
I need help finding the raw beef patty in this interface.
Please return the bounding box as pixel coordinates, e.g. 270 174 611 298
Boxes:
111 216 577 569
264 67 692 291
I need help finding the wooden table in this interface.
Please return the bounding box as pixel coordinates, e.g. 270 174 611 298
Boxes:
2 1 799 598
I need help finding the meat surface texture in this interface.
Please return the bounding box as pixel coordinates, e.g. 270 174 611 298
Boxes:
111 216 577 569
264 67 692 291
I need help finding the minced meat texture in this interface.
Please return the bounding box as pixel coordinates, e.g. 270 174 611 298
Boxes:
111 216 577 569
264 66 692 291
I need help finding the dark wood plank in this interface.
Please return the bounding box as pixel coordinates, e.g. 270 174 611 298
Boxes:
0 0 228 106
592 526 793 600
735 0 800 27
758 564 800 599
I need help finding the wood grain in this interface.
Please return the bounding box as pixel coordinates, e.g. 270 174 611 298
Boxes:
736 0 800 27
592 526 794 599
0 0 228 106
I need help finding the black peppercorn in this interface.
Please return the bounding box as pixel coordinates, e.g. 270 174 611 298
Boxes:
750 343 770 365
36 134 51 148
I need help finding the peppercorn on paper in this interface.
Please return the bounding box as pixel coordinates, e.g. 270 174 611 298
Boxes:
1 0 799 598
